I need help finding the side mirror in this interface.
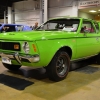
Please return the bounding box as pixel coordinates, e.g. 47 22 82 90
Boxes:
84 29 90 33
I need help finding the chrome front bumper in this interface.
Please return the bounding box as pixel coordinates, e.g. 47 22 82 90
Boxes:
0 52 40 64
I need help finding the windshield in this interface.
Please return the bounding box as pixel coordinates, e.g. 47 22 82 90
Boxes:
37 18 80 32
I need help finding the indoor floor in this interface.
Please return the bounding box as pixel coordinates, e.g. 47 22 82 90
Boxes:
0 58 100 100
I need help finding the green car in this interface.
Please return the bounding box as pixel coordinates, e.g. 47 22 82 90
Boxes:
0 17 100 81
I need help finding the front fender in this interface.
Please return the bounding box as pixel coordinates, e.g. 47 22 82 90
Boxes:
36 39 77 66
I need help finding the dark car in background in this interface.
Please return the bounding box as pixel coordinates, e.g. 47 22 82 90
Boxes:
0 23 32 33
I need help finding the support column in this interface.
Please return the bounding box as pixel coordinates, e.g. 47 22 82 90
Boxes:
72 1 78 17
8 7 12 24
4 11 6 24
40 0 43 24
44 0 48 22
12 5 15 24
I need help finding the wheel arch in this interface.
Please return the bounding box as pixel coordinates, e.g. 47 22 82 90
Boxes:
57 46 72 59
47 46 72 66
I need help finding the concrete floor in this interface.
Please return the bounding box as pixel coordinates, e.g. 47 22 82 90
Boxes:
0 59 100 100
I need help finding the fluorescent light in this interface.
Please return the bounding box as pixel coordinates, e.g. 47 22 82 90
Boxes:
89 10 97 12
98 10 100 11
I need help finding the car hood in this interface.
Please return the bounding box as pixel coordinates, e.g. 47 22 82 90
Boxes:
0 31 77 41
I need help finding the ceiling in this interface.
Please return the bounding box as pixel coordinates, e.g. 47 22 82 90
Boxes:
0 0 24 19
79 7 100 15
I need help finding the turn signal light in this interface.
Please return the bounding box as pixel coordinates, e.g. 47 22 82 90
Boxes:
14 44 19 49
32 44 37 52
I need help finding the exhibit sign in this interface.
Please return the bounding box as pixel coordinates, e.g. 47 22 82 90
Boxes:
78 0 100 9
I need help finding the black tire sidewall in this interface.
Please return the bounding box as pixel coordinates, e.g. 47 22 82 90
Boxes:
47 51 70 81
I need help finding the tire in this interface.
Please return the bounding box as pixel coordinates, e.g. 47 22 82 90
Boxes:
46 51 70 82
96 53 100 64
2 63 21 71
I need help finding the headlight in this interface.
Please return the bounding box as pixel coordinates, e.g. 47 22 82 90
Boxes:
22 42 30 54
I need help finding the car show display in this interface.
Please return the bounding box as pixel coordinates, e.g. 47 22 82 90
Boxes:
0 17 99 81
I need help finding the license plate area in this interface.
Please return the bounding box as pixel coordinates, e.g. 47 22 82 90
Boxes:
2 57 11 64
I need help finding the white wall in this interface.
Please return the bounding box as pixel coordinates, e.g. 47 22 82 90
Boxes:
78 11 94 19
13 0 40 26
48 0 78 19
12 0 95 26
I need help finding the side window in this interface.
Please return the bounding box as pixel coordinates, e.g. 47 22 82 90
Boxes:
16 25 24 31
1 25 10 32
6 26 16 32
94 22 99 33
80 20 96 33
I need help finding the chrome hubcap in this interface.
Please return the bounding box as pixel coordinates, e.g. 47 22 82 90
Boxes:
56 56 67 76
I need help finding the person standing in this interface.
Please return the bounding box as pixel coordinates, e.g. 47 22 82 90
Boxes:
33 22 38 30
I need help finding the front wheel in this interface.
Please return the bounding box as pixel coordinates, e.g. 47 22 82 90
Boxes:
95 53 100 65
46 51 70 82
2 63 21 71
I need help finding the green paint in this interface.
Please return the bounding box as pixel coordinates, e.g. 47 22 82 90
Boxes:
0 17 99 68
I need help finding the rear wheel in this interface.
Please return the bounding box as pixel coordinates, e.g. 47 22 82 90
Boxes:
2 63 21 71
46 51 70 82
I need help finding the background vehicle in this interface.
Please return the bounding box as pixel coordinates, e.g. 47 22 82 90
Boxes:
0 23 32 33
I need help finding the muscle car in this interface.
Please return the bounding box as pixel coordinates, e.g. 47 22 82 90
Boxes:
0 17 99 81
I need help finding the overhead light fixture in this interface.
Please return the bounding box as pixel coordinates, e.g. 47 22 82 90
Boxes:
89 10 97 12
98 10 100 11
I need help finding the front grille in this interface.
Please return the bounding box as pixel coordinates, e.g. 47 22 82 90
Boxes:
0 42 20 51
